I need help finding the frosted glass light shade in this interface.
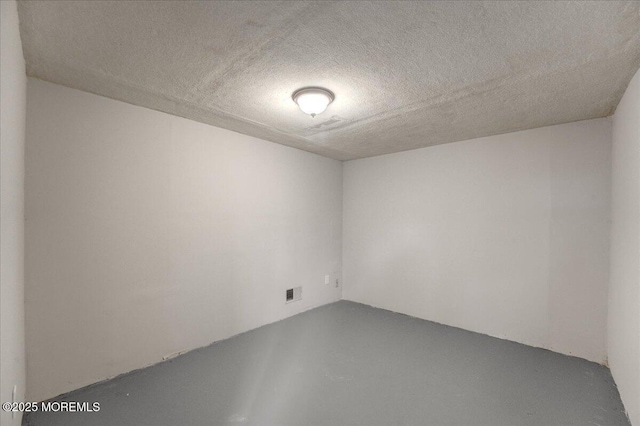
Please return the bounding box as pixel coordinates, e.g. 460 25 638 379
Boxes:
293 88 334 117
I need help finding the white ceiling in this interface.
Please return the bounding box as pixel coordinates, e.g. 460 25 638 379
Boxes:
17 1 640 160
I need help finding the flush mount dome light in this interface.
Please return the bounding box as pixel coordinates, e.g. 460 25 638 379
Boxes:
292 87 334 118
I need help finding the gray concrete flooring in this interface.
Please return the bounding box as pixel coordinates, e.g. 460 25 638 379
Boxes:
24 301 630 426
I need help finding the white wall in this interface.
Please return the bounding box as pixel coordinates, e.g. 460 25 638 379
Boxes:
25 79 342 402
609 67 640 426
18 58 638 416
1 1 27 425
344 118 612 363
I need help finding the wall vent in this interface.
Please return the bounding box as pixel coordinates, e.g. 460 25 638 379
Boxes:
286 286 302 303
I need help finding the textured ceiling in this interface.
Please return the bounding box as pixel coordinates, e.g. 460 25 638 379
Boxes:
17 1 640 160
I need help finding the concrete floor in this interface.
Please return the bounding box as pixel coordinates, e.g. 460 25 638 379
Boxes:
24 301 630 426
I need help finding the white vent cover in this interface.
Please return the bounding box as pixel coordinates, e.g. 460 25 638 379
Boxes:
286 286 302 303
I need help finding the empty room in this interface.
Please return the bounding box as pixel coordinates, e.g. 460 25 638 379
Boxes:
1 1 639 425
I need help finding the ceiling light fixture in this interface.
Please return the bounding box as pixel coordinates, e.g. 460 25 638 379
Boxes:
292 87 334 118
